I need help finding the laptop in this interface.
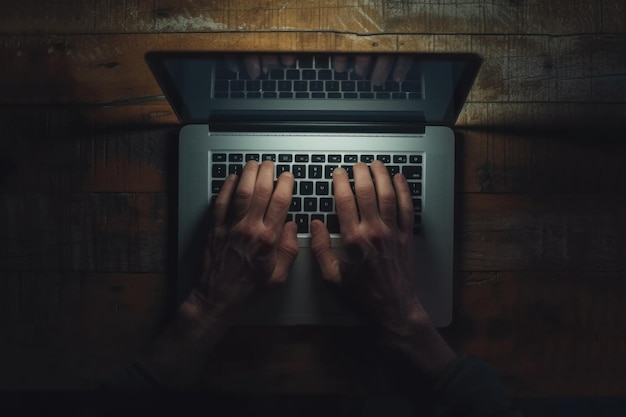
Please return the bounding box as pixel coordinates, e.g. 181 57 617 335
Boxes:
146 52 481 327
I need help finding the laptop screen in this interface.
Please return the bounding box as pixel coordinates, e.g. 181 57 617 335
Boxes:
146 52 481 126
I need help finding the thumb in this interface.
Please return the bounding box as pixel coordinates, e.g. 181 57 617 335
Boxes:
310 220 342 285
269 221 299 284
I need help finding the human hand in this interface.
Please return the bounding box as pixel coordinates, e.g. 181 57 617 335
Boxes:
310 161 428 334
228 54 413 86
186 160 299 323
332 55 414 86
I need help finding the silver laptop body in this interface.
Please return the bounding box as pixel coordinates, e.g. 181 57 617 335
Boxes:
147 53 481 327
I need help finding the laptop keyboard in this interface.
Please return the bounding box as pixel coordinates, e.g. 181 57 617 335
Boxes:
210 152 423 236
212 55 423 100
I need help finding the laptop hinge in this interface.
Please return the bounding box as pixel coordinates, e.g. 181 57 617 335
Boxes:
206 120 426 134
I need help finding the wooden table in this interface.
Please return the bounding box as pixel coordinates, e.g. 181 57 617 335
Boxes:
1 0 625 398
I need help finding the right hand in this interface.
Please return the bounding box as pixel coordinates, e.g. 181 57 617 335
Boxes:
310 161 431 334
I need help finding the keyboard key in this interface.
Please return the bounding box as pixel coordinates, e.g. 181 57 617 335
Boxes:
360 154 375 163
290 197 302 212
312 92 325 98
277 165 290 175
304 198 317 212
211 180 224 194
231 80 245 91
286 69 300 80
334 71 348 80
328 92 341 98
298 56 314 68
263 92 277 98
294 81 308 91
377 154 391 163
401 81 421 93
360 92 375 99
312 154 326 162
412 198 422 213
310 81 324 91
229 153 243 162
247 92 262 98
384 81 400 92
326 81 339 91
309 165 323 178
295 92 310 98
315 55 331 69
409 182 422 196
300 181 314 195
316 181 330 195
270 69 285 79
376 92 391 99
229 164 243 175
279 154 293 162
212 153 227 162
318 70 332 80
325 165 339 179
292 165 306 178
262 154 276 161
279 92 293 98
344 92 358 98
295 214 309 233
245 153 260 161
387 165 400 176
410 154 423 163
231 92 245 98
402 165 422 180
246 80 261 91
350 71 364 80
278 81 292 91
344 155 358 163
262 80 277 90
392 92 406 99
327 214 340 234
212 164 227 178
357 81 372 91
320 198 333 212
329 155 342 163
393 155 407 163
311 214 324 223
286 213 293 223
295 154 309 162
341 81 356 91
302 69 316 80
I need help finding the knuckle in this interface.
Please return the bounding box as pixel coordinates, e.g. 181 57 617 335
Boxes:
355 183 375 199
235 188 253 201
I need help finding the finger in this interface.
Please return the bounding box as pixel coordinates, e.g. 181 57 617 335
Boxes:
244 55 261 79
232 161 259 220
224 55 240 73
264 171 294 229
269 221 299 284
261 54 280 73
354 55 372 76
247 160 276 220
310 220 342 285
332 55 349 73
280 54 296 67
332 167 359 232
370 160 397 226
370 55 395 86
394 173 414 233
213 174 238 226
392 55 413 82
353 162 379 223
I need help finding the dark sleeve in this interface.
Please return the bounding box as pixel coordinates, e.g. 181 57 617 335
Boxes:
104 359 170 390
430 354 524 417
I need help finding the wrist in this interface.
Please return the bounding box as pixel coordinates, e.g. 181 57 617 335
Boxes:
378 304 457 379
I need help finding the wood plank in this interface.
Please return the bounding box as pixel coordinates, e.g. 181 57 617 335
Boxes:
0 193 168 272
458 193 626 272
454 270 626 396
1 0 624 35
1 33 625 128
0 272 167 389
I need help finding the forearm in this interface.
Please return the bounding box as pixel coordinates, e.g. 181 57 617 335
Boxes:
377 305 457 380
116 291 230 389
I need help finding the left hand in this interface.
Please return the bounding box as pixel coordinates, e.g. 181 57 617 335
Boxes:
185 160 299 323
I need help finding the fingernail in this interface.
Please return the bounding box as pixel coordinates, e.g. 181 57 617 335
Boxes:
333 167 346 175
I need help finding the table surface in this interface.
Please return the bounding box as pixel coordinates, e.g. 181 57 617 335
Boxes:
0 0 625 397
